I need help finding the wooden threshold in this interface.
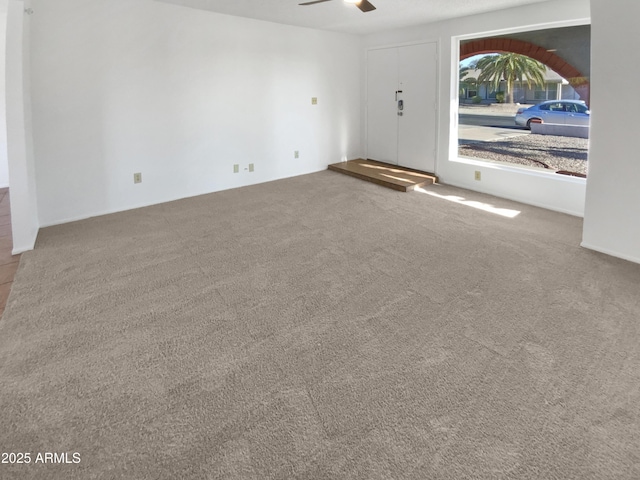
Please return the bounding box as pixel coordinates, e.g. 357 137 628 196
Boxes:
328 159 437 192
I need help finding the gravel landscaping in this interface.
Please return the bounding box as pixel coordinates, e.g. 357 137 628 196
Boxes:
459 133 589 176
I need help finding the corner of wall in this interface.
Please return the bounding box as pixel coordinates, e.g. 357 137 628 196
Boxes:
6 0 40 254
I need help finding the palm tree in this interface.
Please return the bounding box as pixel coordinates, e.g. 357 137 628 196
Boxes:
473 53 546 104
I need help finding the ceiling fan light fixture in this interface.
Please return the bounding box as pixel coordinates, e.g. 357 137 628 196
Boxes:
299 0 375 13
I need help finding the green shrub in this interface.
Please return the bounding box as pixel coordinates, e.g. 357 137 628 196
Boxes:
495 92 505 103
472 95 482 104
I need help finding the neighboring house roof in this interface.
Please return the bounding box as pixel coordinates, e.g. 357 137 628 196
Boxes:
462 67 567 84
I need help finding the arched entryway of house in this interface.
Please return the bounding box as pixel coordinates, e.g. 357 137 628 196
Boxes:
460 38 589 104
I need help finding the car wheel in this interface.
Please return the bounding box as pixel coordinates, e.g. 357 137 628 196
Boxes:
526 118 541 130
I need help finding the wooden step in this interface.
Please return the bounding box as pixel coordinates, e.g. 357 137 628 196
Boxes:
328 159 437 192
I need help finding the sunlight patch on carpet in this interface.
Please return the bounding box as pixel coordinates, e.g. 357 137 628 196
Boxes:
415 187 521 218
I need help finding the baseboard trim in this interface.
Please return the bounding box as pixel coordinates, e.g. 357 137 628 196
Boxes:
580 242 640 265
39 168 330 229
441 179 585 218
12 239 37 255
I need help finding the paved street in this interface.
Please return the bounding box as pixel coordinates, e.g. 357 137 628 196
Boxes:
458 124 529 143
458 108 529 143
458 113 519 128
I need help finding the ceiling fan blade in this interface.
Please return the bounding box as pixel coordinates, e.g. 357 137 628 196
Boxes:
356 0 376 12
299 0 333 5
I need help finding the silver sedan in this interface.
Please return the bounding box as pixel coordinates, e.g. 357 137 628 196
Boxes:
515 100 590 129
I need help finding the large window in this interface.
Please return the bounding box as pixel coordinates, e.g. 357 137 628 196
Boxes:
457 25 591 177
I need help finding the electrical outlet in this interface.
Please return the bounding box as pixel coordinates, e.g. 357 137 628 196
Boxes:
294 151 299 159
233 164 239 173
311 97 318 105
249 163 254 172
474 170 481 181
133 172 142 184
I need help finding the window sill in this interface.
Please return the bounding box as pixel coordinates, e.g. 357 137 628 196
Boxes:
451 155 587 184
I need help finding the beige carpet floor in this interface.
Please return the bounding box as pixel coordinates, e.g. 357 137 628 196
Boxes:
1 171 639 479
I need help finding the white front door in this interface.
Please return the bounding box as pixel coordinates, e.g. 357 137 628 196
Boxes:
366 47 399 165
366 42 438 173
397 42 437 172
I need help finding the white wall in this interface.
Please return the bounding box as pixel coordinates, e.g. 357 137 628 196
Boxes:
362 0 591 217
29 0 362 227
6 0 39 254
582 0 640 264
0 10 9 188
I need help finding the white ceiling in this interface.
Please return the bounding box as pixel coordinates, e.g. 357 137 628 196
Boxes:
157 0 555 35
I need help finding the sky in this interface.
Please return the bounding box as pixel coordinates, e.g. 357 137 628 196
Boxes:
460 54 492 68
